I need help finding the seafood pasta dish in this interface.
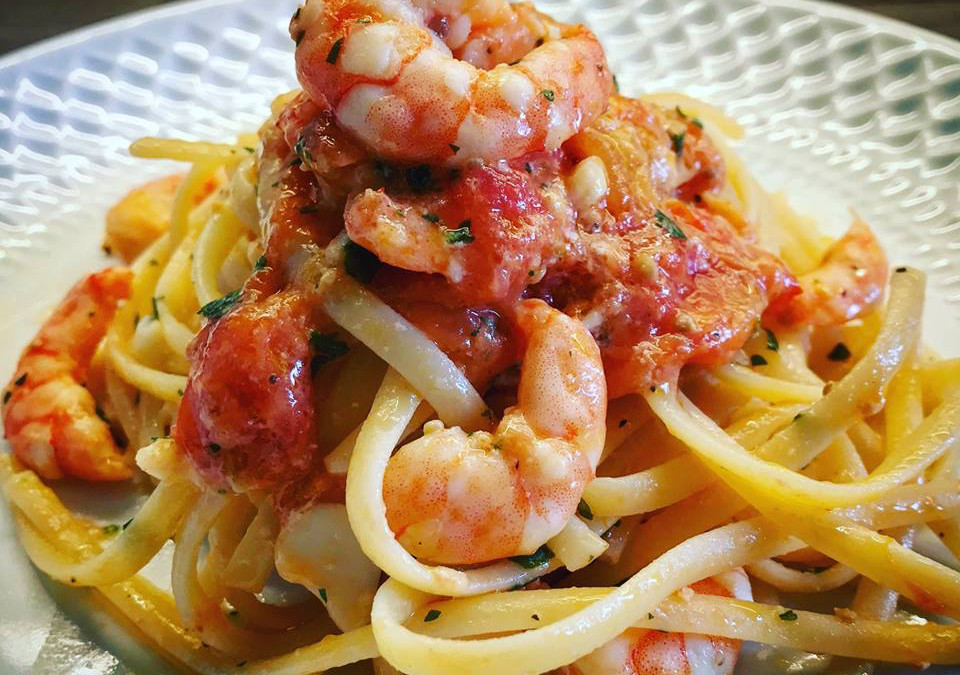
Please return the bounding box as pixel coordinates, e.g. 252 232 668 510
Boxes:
3 0 960 673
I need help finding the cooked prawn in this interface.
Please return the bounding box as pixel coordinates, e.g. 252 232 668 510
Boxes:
774 219 888 326
104 175 183 262
382 299 606 565
2 268 133 481
571 569 753 675
290 0 613 163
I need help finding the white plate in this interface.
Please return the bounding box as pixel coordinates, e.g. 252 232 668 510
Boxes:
1 0 958 672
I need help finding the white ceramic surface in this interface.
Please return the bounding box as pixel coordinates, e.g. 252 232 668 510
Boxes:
0 0 958 672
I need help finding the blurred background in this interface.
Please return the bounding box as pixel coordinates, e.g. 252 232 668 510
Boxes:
0 0 958 55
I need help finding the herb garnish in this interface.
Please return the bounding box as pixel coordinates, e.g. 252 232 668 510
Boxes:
577 499 594 520
778 609 798 621
764 327 779 352
510 545 554 569
654 210 687 240
309 331 350 375
103 524 120 535
343 240 381 283
424 609 442 622
670 131 686 155
293 135 314 165
542 89 555 102
326 38 344 64
14 373 27 386
318 588 328 603
443 220 474 245
750 354 768 367
254 255 268 272
421 213 440 224
198 289 243 320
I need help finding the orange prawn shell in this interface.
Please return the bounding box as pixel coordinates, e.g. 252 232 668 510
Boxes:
3 268 133 481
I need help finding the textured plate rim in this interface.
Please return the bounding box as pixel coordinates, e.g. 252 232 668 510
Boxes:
2 0 960 76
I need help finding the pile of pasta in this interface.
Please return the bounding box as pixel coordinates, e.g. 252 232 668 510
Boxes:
2 93 960 675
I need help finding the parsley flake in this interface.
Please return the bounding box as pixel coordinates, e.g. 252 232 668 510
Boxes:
208 443 221 453
309 331 350 374
750 354 768 367
326 38 344 64
293 135 314 165
449 143 460 154
151 296 162 320
343 240 381 283
654 210 687 240
778 609 798 621
764 327 779 352
542 89 555 102
443 220 474 245
122 518 134 530
254 255 268 272
14 373 27 387
2 391 10 405
577 499 594 520
103 524 120 535
670 131 686 155
424 609 442 622
198 289 243 320
318 588 328 603
510 545 554 569
421 212 441 224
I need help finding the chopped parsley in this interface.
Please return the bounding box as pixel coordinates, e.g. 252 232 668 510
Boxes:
826 342 851 362
2 391 10 405
254 255 268 272
298 204 320 214
318 588 328 603
524 162 534 174
670 131 686 155
208 443 221 453
343 239 381 283
577 499 594 520
692 118 704 129
510 545 554 569
443 220 474 245
764 327 779 352
122 518 134 530
198 289 243 320
421 212 441 224
294 30 306 46
151 296 162 320
309 331 350 374
293 135 314 165
653 210 687 240
778 609 798 621
612 74 619 92
750 354 768 367
541 89 555 102
895 266 907 273
14 373 27 386
326 37 344 64
424 609 442 622
103 524 120 535
449 143 460 154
